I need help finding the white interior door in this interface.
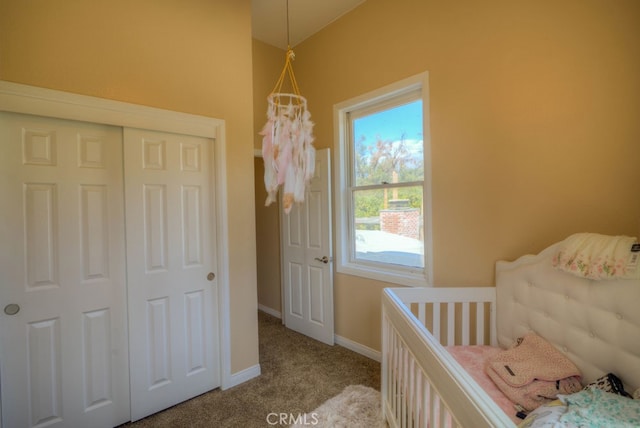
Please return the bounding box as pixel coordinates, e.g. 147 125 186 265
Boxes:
0 112 130 428
124 128 220 421
281 148 334 345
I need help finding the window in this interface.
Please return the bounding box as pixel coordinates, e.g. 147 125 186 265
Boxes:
334 73 432 286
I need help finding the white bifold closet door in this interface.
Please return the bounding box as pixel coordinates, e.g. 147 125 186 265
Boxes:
123 128 220 422
0 112 130 428
0 113 221 427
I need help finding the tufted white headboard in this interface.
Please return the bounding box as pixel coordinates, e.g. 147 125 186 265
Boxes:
495 242 640 393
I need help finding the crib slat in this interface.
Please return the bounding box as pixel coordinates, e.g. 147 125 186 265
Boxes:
420 377 431 428
430 395 438 428
462 302 470 345
433 303 441 342
418 303 426 326
412 367 418 428
393 332 400 421
489 301 497 346
396 342 401 425
392 328 398 419
403 346 409 427
447 303 455 346
443 404 451 428
407 346 412 428
399 352 404 426
476 303 485 345
415 357 421 428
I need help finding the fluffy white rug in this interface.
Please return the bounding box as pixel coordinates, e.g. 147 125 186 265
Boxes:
291 385 386 428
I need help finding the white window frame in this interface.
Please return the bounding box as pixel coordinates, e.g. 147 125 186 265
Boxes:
333 72 433 287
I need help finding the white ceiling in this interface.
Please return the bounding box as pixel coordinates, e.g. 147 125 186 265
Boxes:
251 0 366 50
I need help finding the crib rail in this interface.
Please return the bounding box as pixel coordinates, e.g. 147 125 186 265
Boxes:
381 287 515 428
394 287 498 347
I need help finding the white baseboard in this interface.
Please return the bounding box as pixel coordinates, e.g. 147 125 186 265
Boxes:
335 335 381 362
222 363 261 390
258 304 282 319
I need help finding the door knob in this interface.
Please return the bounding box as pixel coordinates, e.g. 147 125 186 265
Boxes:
4 304 20 315
207 272 215 281
314 256 329 264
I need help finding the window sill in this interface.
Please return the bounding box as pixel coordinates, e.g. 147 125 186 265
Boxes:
336 262 431 287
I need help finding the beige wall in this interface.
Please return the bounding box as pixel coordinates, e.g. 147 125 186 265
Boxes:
254 157 282 313
252 40 287 314
254 0 640 352
1 0 259 374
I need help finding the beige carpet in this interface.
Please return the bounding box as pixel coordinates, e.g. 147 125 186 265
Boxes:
291 385 386 428
120 311 380 427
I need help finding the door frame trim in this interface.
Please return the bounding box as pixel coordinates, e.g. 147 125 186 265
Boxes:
0 80 234 390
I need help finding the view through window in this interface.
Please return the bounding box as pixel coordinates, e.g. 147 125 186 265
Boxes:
350 98 424 270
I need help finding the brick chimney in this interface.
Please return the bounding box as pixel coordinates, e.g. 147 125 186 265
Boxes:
379 199 420 239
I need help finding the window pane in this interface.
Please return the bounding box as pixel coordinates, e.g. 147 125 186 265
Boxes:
353 186 424 269
353 100 423 187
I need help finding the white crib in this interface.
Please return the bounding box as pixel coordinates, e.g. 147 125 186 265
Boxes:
381 242 640 428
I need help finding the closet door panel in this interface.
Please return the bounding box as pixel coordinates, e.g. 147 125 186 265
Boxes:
0 112 130 428
124 128 220 421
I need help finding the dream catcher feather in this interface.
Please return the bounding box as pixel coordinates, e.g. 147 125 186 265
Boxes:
260 1 315 214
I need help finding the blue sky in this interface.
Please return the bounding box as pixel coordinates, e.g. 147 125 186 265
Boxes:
353 100 423 146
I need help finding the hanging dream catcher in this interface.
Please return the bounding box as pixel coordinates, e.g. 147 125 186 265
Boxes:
260 1 315 214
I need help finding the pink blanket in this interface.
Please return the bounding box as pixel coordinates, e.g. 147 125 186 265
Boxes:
485 333 582 411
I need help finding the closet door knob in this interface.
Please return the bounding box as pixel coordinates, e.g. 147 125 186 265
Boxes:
4 304 20 315
207 272 215 281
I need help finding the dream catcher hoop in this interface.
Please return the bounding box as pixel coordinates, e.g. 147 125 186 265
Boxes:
260 1 315 214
